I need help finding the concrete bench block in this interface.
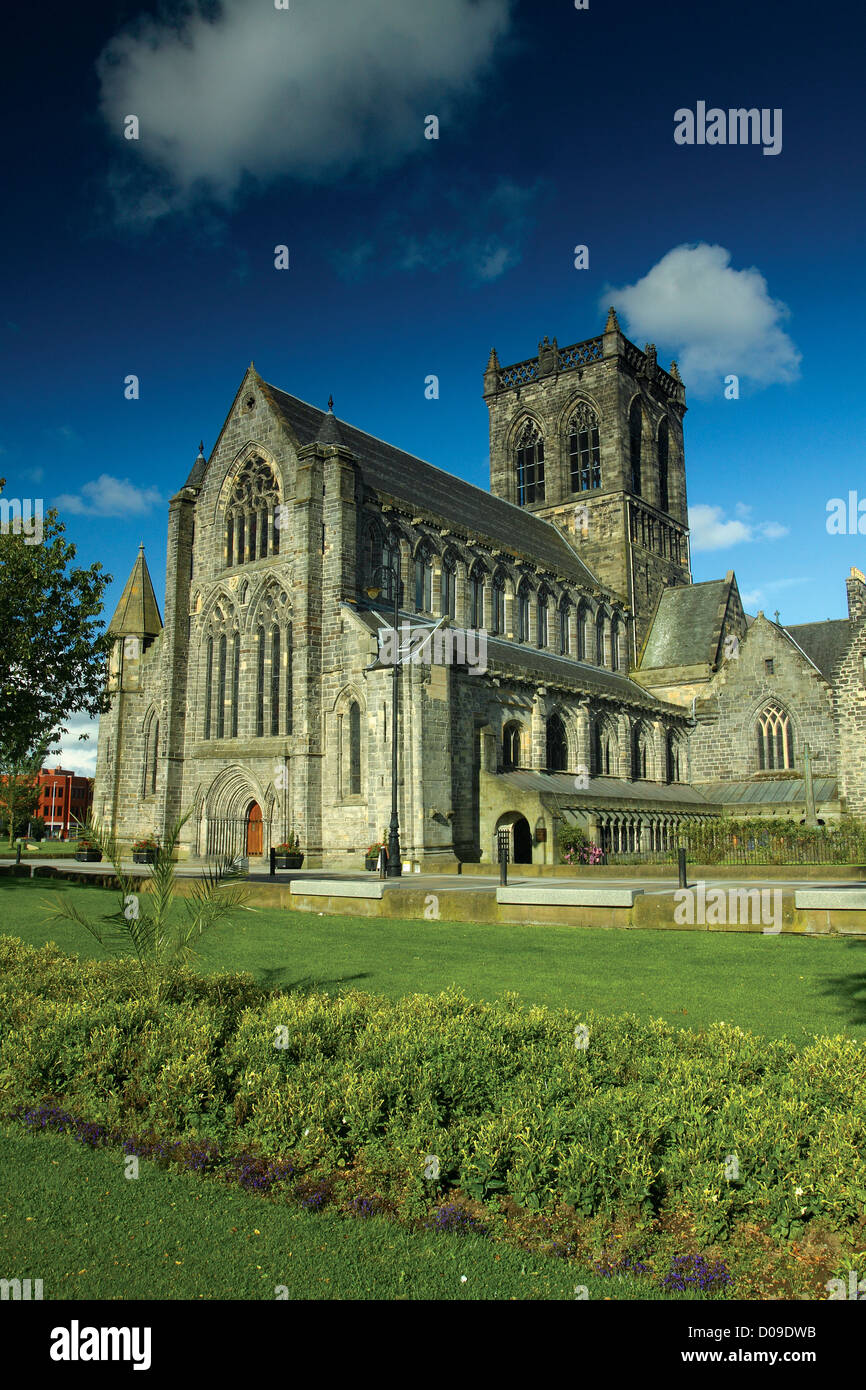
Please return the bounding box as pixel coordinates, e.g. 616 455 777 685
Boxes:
794 889 866 910
289 879 384 900
496 886 643 907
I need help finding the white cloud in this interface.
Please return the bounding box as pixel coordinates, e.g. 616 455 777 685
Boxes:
98 0 512 213
604 243 801 394
740 577 810 612
689 502 789 552
49 715 100 779
55 474 162 518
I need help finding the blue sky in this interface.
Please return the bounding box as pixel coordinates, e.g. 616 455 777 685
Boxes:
2 0 864 770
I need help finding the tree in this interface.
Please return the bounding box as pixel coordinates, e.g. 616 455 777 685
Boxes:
0 741 49 847
47 811 252 1003
0 478 113 760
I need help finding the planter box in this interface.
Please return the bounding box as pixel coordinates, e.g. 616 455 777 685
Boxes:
365 855 384 872
274 853 304 869
74 849 102 863
132 850 157 864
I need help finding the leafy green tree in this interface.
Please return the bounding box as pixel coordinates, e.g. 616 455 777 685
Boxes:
0 741 49 847
0 478 112 760
47 811 252 1003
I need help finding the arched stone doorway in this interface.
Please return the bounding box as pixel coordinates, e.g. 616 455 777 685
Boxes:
495 811 533 864
246 801 263 855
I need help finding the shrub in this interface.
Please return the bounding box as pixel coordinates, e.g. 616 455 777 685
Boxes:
1 940 864 1250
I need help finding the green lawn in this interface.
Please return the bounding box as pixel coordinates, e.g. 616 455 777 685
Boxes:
3 876 865 1042
0 1123 707 1301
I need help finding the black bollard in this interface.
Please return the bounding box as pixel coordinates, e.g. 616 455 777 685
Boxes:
269 847 276 878
15 842 22 866
499 838 508 886
677 846 687 889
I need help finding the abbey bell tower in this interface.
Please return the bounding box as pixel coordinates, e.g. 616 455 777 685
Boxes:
483 308 691 654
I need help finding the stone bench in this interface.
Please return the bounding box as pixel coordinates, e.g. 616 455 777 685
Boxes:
496 886 643 907
794 889 866 910
289 879 384 900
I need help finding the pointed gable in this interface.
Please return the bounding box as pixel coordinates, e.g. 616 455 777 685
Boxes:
107 544 163 638
640 574 741 671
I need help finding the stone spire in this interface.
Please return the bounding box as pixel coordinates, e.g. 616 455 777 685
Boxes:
315 395 344 446
107 544 163 638
605 305 619 332
669 360 682 381
483 347 501 396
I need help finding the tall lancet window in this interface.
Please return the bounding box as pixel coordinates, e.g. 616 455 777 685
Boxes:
270 625 281 736
658 418 670 513
515 419 545 505
629 399 642 497
568 403 602 492
204 636 214 739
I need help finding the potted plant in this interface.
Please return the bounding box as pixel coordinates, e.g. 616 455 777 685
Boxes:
273 832 304 870
74 836 102 863
365 838 388 872
131 836 159 865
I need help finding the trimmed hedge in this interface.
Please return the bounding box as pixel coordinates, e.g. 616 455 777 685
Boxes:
1 937 865 1244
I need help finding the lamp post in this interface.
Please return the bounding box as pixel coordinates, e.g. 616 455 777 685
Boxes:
366 564 403 877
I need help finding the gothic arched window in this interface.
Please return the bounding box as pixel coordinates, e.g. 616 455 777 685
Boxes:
559 597 571 655
666 730 681 783
143 715 159 796
568 402 601 492
286 623 293 734
592 717 613 776
610 616 621 672
364 522 384 589
576 601 589 660
631 722 649 779
517 580 531 643
255 625 265 737
595 610 606 666
231 633 240 738
414 543 433 613
270 625 281 736
470 563 485 628
537 589 549 648
658 418 670 513
217 635 227 738
492 570 505 635
515 419 545 505
204 636 214 740
442 551 457 619
503 721 521 770
757 704 794 770
546 713 568 771
226 458 280 567
349 701 361 795
629 400 642 497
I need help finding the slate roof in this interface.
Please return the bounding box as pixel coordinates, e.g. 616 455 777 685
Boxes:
696 777 838 806
260 381 600 589
783 620 851 681
640 579 731 669
499 770 716 811
107 545 163 638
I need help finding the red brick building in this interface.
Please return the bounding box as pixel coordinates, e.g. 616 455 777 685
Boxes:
35 767 94 840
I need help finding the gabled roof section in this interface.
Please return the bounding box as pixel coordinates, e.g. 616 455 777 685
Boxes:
261 381 600 589
783 619 851 682
640 576 735 670
107 544 163 638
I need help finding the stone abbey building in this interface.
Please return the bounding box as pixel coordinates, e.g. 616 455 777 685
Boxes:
94 309 866 866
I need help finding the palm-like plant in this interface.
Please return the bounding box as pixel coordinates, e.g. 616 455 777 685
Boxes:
46 810 252 1002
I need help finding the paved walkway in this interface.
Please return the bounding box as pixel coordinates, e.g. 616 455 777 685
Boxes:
7 858 866 894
